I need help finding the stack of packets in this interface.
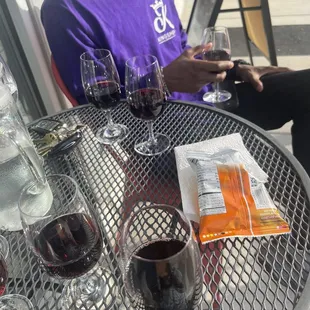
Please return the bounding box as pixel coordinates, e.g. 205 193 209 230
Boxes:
174 133 290 244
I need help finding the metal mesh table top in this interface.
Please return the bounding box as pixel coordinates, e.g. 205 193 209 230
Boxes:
3 100 310 309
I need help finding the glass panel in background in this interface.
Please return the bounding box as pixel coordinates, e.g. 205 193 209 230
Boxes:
0 1 46 124
186 0 215 46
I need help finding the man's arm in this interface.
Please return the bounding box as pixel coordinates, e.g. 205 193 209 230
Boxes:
41 3 97 104
225 60 251 81
224 58 292 92
163 45 233 93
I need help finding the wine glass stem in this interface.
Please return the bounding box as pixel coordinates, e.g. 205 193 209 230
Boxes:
214 82 220 102
78 275 99 295
147 121 156 144
106 110 114 129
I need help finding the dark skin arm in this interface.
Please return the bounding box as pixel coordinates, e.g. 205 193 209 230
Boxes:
163 44 234 93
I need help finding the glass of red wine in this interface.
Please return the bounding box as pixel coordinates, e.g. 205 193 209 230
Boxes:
80 49 129 144
201 26 232 104
125 55 171 156
120 205 203 310
19 174 117 309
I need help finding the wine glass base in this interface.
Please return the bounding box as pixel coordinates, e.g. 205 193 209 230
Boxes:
134 133 171 156
61 267 117 310
0 294 34 309
203 90 232 104
96 124 129 144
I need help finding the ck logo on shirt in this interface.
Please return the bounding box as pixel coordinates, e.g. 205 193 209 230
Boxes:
150 0 176 44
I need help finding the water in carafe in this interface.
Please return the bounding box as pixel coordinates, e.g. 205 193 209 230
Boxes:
0 85 52 231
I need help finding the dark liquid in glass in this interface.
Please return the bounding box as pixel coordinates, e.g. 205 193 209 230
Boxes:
86 81 120 110
0 255 8 296
128 88 165 121
203 49 231 61
126 239 201 310
34 213 102 278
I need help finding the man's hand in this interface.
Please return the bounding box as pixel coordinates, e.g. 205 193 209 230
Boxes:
237 64 293 92
163 45 234 93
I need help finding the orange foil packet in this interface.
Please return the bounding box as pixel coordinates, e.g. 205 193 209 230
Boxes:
188 155 290 244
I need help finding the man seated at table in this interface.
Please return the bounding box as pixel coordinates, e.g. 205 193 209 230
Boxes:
41 0 310 174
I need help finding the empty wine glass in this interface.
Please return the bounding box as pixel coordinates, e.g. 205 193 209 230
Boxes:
120 205 203 309
125 55 170 156
80 49 129 144
19 174 117 309
201 26 231 104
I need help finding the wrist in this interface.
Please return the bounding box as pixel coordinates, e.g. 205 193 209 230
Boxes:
226 59 251 81
236 63 252 79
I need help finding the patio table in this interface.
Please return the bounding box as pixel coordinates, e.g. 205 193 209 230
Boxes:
3 100 310 309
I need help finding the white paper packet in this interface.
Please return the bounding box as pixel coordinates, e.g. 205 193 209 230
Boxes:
174 133 268 222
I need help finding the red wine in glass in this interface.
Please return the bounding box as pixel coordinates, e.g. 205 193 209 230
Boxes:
127 88 166 121
203 49 231 74
0 255 8 296
81 49 129 144
126 239 201 310
203 49 231 61
34 213 102 278
85 81 120 110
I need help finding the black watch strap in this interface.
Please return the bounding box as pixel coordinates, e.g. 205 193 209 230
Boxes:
226 59 251 81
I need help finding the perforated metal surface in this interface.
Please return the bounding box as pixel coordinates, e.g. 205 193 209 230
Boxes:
3 101 310 309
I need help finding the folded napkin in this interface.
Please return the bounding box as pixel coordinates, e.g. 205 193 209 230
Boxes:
174 133 268 223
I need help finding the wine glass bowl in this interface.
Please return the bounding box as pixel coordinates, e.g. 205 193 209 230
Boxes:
120 205 203 310
201 26 232 104
19 174 117 309
80 49 129 144
125 55 171 156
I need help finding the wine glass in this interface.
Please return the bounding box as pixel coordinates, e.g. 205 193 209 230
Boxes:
0 237 34 309
201 26 231 104
19 175 117 309
125 55 171 156
120 205 203 309
80 49 129 144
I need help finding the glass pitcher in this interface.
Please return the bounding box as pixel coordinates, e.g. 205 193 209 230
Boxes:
0 85 52 231
0 55 18 103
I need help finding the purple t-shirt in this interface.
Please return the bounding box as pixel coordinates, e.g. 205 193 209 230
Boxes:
41 0 210 104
